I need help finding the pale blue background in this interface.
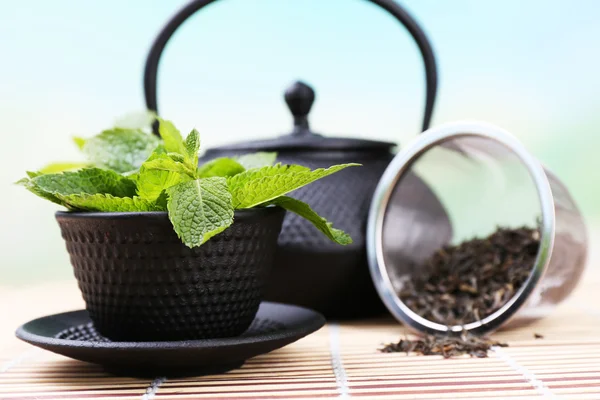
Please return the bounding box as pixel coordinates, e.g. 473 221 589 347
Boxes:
1 0 599 283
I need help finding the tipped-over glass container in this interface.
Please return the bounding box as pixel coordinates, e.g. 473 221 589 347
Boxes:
367 121 588 335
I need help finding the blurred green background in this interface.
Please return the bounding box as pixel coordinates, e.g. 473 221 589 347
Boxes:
1 0 598 284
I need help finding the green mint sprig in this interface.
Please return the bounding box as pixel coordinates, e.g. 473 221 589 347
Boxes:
18 116 358 248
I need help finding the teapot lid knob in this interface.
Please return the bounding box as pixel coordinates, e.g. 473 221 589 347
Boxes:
284 81 315 135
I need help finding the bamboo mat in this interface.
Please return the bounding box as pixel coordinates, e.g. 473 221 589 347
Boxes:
1 267 600 400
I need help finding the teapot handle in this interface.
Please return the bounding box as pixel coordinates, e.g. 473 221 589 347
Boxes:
144 0 437 133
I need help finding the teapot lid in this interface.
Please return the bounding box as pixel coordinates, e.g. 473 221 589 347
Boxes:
210 81 396 153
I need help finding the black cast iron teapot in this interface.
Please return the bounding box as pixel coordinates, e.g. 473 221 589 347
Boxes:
143 0 439 318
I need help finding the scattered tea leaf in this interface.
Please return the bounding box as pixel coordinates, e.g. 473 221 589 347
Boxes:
380 333 508 358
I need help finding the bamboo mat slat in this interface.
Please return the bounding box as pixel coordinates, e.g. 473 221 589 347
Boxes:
1 265 600 399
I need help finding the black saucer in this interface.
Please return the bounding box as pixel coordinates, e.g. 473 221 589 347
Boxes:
16 302 325 377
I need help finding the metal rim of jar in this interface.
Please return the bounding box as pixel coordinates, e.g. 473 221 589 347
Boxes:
366 120 555 336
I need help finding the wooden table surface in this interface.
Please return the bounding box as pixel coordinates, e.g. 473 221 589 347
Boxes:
1 266 600 399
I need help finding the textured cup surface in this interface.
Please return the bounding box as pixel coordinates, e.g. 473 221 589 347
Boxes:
56 207 285 341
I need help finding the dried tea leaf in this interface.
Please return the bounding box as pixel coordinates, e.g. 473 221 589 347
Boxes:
399 227 540 325
380 333 508 358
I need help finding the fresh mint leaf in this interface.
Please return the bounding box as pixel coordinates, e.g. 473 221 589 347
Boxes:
157 118 187 156
21 115 359 250
227 163 359 209
154 144 168 155
57 193 162 212
39 162 89 174
155 190 169 210
235 152 277 170
137 163 191 202
114 110 156 130
197 158 245 178
156 119 201 170
141 153 196 178
73 137 86 150
136 168 190 202
17 178 64 205
122 170 139 178
267 196 352 245
81 128 160 173
167 153 186 163
32 168 137 197
26 171 42 178
185 129 200 165
136 149 194 200
167 178 234 248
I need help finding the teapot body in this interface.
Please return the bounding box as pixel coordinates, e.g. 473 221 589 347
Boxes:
200 148 394 318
